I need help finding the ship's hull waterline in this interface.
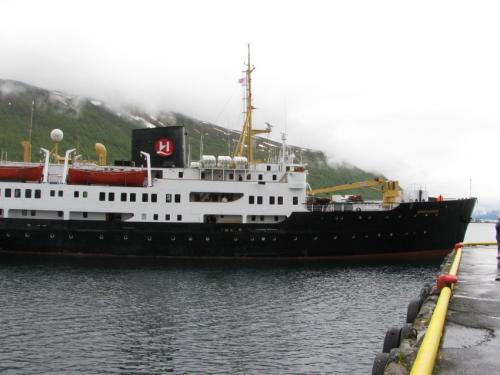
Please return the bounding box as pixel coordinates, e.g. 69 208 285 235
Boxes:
0 198 476 261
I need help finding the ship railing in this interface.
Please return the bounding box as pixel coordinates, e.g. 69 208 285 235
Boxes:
305 202 397 212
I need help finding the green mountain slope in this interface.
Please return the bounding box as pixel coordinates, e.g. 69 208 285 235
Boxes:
0 79 382 199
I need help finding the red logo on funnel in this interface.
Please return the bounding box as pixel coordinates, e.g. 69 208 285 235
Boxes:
155 138 174 157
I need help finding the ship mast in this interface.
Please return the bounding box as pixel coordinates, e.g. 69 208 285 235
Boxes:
233 44 270 163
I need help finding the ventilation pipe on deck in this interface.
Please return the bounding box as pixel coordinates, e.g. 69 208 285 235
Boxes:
61 148 76 184
40 148 50 183
140 151 152 187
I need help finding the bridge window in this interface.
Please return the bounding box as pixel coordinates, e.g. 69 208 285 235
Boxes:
108 192 115 201
142 193 148 202
177 214 182 221
249 195 255 204
121 193 127 202
5 188 11 198
151 194 157 203
50 190 55 197
166 194 172 203
34 190 41 199
278 196 283 205
165 214 170 221
267 165 271 171
14 188 21 198
25 189 32 198
178 172 183 178
293 196 298 205
130 193 136 202
175 194 181 203
58 190 63 197
99 192 105 201
258 174 263 181
82 191 88 198
74 191 79 198
153 214 158 221
257 196 263 205
269 196 275 205
272 174 277 181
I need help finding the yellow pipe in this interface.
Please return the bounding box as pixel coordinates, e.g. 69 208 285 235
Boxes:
410 247 463 375
462 242 496 247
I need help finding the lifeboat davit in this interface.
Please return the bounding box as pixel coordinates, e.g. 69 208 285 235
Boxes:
68 168 147 187
0 165 44 182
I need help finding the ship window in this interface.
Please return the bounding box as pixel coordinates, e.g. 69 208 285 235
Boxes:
269 196 275 205
58 211 63 217
22 210 27 216
293 196 299 205
247 174 251 180
165 214 170 221
229 173 234 180
274 216 279 221
99 192 105 201
5 188 11 198
74 191 79 198
142 193 148 202
178 172 184 178
286 166 290 171
249 195 255 204
175 194 181 203
166 194 172 203
272 174 277 181
83 212 88 218
151 194 157 203
201 172 205 179
30 210 36 216
154 170 163 178
257 196 263 205
130 193 136 202
121 193 127 202
141 213 146 220
25 189 32 198
58 190 63 197
153 214 158 221
267 165 271 171
251 215 256 222
83 191 88 198
50 190 55 197
34 190 41 199
108 192 115 201
278 196 283 205
258 174 263 181
14 189 21 198
260 216 264 221
177 214 182 221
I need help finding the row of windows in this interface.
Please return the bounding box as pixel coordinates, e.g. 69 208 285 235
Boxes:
149 213 182 221
99 192 181 203
49 190 89 198
1 188 41 199
201 172 278 182
248 196 299 205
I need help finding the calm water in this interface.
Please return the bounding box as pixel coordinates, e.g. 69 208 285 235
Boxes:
0 224 494 374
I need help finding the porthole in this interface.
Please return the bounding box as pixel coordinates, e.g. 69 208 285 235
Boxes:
68 234 74 240
99 234 104 240
405 232 409 236
171 235 176 241
313 236 318 241
398 215 402 219
333 235 337 240
367 216 372 220
6 233 10 238
364 234 369 238
423 230 427 234
233 237 238 242
50 233 55 239
272 237 277 242
358 215 362 220
25 233 30 238
123 235 128 240
147 235 152 241
188 236 193 241
385 215 389 220
293 236 298 241
389 233 393 237
205 236 210 242
250 237 255 242
377 233 381 238
351 235 356 239
261 237 266 242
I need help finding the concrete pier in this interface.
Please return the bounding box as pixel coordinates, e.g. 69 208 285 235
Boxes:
435 246 500 374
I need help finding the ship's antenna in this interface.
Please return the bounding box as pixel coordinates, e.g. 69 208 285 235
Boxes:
233 44 270 163
22 99 35 162
200 133 204 159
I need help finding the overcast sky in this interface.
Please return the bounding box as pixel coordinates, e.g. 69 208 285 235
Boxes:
1 0 499 210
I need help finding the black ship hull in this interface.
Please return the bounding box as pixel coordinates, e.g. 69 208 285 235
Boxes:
0 198 476 261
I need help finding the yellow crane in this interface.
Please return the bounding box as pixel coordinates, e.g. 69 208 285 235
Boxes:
307 177 401 205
